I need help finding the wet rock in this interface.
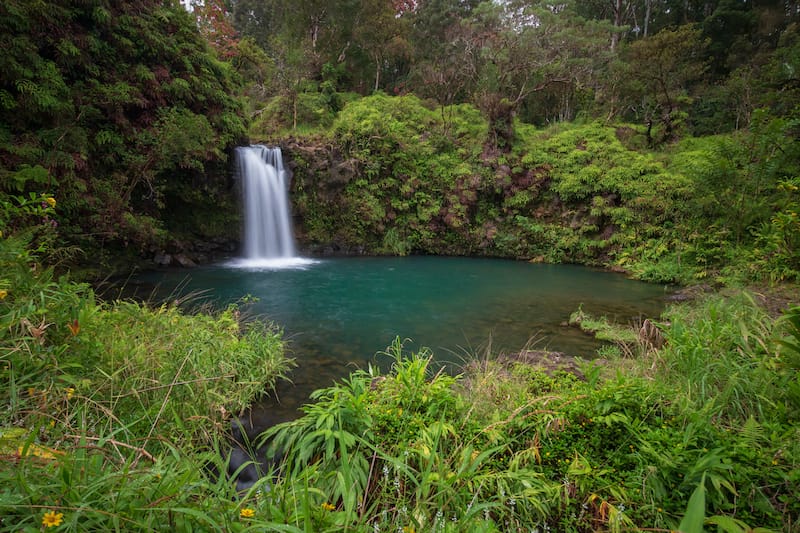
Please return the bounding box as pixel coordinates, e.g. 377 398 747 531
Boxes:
173 253 197 268
222 414 287 494
666 284 713 302
153 252 172 266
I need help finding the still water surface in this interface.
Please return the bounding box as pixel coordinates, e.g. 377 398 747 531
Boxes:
131 256 668 419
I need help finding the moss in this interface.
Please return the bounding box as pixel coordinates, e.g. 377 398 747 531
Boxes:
568 306 640 348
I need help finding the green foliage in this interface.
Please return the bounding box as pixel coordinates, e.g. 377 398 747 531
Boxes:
1 246 291 452
289 98 796 284
655 292 795 422
568 306 639 351
244 294 800 531
0 0 247 267
292 93 491 255
3 191 799 530
264 340 562 531
0 434 282 531
0 199 293 530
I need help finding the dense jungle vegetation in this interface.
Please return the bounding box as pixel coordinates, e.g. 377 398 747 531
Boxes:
1 0 800 531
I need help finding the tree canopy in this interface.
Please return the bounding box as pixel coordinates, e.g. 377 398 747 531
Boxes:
0 0 246 266
225 0 799 142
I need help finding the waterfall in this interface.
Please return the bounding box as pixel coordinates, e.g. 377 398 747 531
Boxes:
234 145 312 268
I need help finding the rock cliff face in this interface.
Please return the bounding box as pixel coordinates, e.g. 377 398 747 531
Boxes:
281 139 369 256
150 236 239 267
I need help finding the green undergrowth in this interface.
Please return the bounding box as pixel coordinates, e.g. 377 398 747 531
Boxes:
1 195 293 530
248 294 800 532
288 95 799 284
568 306 640 351
2 195 799 531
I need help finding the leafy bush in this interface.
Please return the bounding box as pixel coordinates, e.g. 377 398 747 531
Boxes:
0 1 247 266
236 295 800 532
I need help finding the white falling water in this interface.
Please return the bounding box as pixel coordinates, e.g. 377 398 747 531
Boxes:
232 145 314 269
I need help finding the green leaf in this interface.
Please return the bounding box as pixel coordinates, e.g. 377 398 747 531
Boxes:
705 515 747 533
678 473 706 533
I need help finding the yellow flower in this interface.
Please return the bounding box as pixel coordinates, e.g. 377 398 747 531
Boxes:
0 289 7 300
46 197 56 208
42 510 64 527
239 507 255 518
66 387 75 400
403 527 416 533
321 502 336 511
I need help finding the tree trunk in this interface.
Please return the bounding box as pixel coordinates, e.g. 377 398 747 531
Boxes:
374 56 381 93
610 0 624 50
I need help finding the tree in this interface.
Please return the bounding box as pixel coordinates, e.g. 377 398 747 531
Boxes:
192 0 240 59
232 0 284 50
450 1 610 147
352 0 411 92
701 0 756 77
410 0 482 64
619 24 709 144
0 0 246 263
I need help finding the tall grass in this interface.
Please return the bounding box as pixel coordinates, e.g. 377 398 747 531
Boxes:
254 293 800 532
1 229 293 530
653 291 796 422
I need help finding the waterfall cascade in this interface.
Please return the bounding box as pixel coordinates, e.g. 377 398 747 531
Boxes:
234 145 311 268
